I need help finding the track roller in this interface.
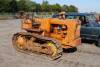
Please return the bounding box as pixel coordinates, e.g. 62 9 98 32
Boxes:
12 32 63 60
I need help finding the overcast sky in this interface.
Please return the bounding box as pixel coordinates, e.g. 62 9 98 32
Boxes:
33 0 100 13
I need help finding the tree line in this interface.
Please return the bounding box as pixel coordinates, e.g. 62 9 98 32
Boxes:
0 0 78 13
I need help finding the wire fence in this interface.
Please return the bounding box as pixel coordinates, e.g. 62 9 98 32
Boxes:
0 12 56 20
0 13 15 20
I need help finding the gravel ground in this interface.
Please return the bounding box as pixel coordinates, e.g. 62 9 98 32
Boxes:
0 19 100 67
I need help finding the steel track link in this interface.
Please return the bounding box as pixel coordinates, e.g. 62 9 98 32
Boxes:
12 32 63 60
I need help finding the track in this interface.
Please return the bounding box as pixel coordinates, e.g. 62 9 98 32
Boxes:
12 32 62 60
0 19 100 67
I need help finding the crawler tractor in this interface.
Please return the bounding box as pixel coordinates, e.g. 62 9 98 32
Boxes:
12 17 81 60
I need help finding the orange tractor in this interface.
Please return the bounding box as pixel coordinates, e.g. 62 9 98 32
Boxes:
12 17 81 60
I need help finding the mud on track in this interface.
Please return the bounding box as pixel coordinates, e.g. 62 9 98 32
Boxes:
0 19 100 67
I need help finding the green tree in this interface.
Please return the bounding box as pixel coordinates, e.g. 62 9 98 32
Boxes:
0 0 78 13
30 2 37 12
9 0 18 13
67 5 78 12
41 1 49 12
51 4 61 12
0 0 12 12
62 5 68 12
35 4 41 12
17 0 32 11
